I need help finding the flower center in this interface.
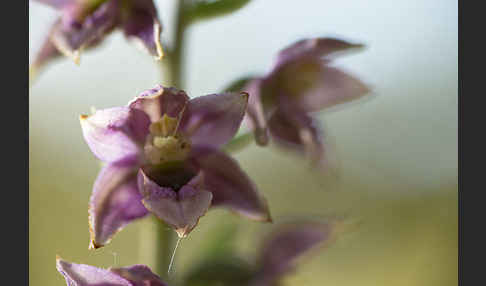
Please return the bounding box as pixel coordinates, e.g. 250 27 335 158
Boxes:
144 114 191 165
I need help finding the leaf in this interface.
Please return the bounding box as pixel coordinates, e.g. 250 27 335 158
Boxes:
184 0 252 25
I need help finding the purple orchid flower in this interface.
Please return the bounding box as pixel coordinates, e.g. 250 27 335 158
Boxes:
182 220 341 286
80 85 271 249
249 221 339 286
243 38 370 168
31 0 163 70
56 256 168 286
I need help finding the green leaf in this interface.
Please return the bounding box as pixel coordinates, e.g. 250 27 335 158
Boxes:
184 0 253 25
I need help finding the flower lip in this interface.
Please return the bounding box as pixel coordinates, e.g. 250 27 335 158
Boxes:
141 161 197 192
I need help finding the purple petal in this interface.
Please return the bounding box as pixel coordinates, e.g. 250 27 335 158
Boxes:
122 0 164 59
49 0 118 64
56 257 168 286
267 109 326 168
178 92 249 148
275 37 364 69
110 265 168 286
80 106 150 163
266 57 370 112
251 222 334 286
128 85 189 122
190 146 271 222
89 163 148 249
138 170 212 237
242 79 270 146
293 64 370 112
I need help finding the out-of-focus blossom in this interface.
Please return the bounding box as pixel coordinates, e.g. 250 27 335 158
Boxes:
182 220 341 286
31 0 163 72
56 256 168 286
80 84 271 249
242 38 370 168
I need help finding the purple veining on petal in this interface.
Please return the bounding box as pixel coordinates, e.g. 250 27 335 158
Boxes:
56 257 168 286
189 146 271 222
89 163 148 249
110 264 168 286
80 106 150 163
138 169 212 237
128 85 189 122
178 92 249 148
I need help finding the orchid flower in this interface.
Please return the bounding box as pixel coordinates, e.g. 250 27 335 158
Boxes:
80 85 271 249
183 220 340 286
242 38 370 167
31 0 163 71
56 256 168 286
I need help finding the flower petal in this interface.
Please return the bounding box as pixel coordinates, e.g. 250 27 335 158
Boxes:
190 146 271 222
267 57 370 112
295 65 370 112
128 85 189 122
110 264 169 286
275 37 365 69
242 79 270 146
49 0 118 64
138 170 212 237
56 257 168 286
80 106 150 163
122 0 164 59
251 221 335 286
89 163 148 249
178 92 249 148
56 256 131 286
267 109 326 168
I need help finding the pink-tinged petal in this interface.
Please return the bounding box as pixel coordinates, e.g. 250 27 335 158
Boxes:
242 79 270 146
80 106 150 163
267 57 370 112
267 109 326 168
30 36 61 81
110 265 168 286
190 146 271 222
89 163 148 249
275 37 365 69
49 0 118 64
250 222 335 286
138 170 212 237
56 256 131 286
56 257 168 286
128 85 189 122
294 65 370 112
122 0 164 60
179 92 249 148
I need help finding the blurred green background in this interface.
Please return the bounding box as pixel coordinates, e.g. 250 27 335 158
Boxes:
29 0 457 285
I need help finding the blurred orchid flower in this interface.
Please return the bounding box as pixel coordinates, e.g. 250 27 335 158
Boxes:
80 85 271 249
31 0 163 73
242 38 370 167
56 256 168 286
183 220 343 286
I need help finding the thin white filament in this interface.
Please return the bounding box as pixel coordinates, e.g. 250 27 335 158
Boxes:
168 237 183 275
